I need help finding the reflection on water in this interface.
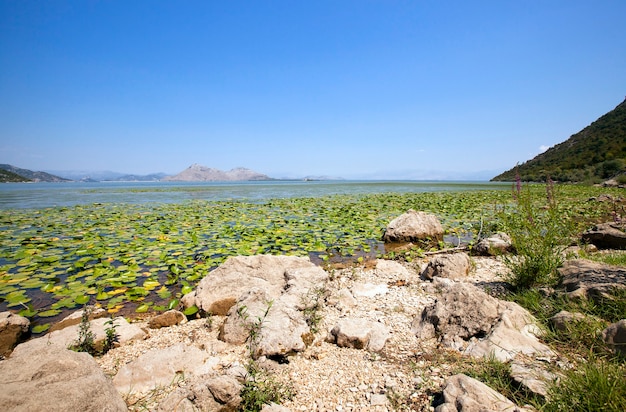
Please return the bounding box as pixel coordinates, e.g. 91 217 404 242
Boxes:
0 180 509 209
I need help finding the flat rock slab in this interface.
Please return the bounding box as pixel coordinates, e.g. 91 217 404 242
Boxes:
113 343 220 395
559 259 626 300
510 361 557 398
582 222 626 249
0 346 127 412
351 282 389 297
374 259 414 283
14 316 146 354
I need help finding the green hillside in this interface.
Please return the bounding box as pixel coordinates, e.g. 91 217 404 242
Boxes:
0 164 70 183
492 97 626 182
0 168 31 183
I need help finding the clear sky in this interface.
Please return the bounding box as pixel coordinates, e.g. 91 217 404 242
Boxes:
1 1 625 180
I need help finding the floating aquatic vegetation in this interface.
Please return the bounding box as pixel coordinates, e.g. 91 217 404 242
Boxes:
0 186 617 332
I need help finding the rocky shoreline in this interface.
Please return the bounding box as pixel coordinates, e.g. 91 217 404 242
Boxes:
1 211 625 411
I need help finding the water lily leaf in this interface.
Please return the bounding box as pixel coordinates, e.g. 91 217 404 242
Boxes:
32 324 50 334
96 290 110 300
143 280 160 291
183 305 198 316
167 299 180 310
74 295 90 305
38 309 62 317
107 305 124 314
135 303 151 313
51 297 77 310
157 287 171 299
19 306 37 318
181 285 193 295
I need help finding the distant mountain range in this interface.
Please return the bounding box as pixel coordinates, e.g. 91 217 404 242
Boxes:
0 164 71 183
45 170 168 182
492 97 626 182
162 164 272 182
0 163 276 183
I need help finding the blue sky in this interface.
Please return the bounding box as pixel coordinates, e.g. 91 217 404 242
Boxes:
1 1 625 180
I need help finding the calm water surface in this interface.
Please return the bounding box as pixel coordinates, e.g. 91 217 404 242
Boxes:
0 180 509 209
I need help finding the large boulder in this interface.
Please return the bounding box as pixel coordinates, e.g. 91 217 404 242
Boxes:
582 222 626 249
413 281 553 361
421 252 471 281
184 255 328 316
0 346 127 412
382 210 444 243
219 288 310 358
435 374 529 412
0 311 30 357
472 232 512 256
558 259 626 300
184 255 329 358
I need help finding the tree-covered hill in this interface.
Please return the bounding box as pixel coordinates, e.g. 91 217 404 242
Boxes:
0 168 31 183
0 164 70 183
492 97 626 182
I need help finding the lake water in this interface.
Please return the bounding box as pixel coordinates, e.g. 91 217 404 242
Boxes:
0 180 510 209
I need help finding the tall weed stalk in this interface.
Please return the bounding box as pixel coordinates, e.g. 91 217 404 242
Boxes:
500 176 574 289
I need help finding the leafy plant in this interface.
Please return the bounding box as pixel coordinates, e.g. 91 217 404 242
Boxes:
69 305 97 355
500 178 575 289
301 287 326 334
234 300 294 411
68 306 119 356
101 317 119 354
239 361 294 412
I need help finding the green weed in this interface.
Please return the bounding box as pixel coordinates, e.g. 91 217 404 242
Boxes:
301 287 326 334
500 178 575 289
235 300 294 411
544 356 626 412
239 361 294 412
68 306 119 356
69 306 97 355
460 355 543 409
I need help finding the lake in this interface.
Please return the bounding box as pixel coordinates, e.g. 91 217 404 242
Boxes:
0 180 510 209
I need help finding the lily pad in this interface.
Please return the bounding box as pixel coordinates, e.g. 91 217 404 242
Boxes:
38 309 62 317
183 305 198 316
135 303 152 313
74 295 90 305
32 324 50 334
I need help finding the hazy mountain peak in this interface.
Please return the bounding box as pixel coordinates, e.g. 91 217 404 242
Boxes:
162 164 271 182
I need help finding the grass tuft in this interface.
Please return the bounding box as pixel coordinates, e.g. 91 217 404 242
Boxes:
544 356 626 412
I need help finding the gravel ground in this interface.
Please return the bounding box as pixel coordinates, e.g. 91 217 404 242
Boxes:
96 256 510 411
